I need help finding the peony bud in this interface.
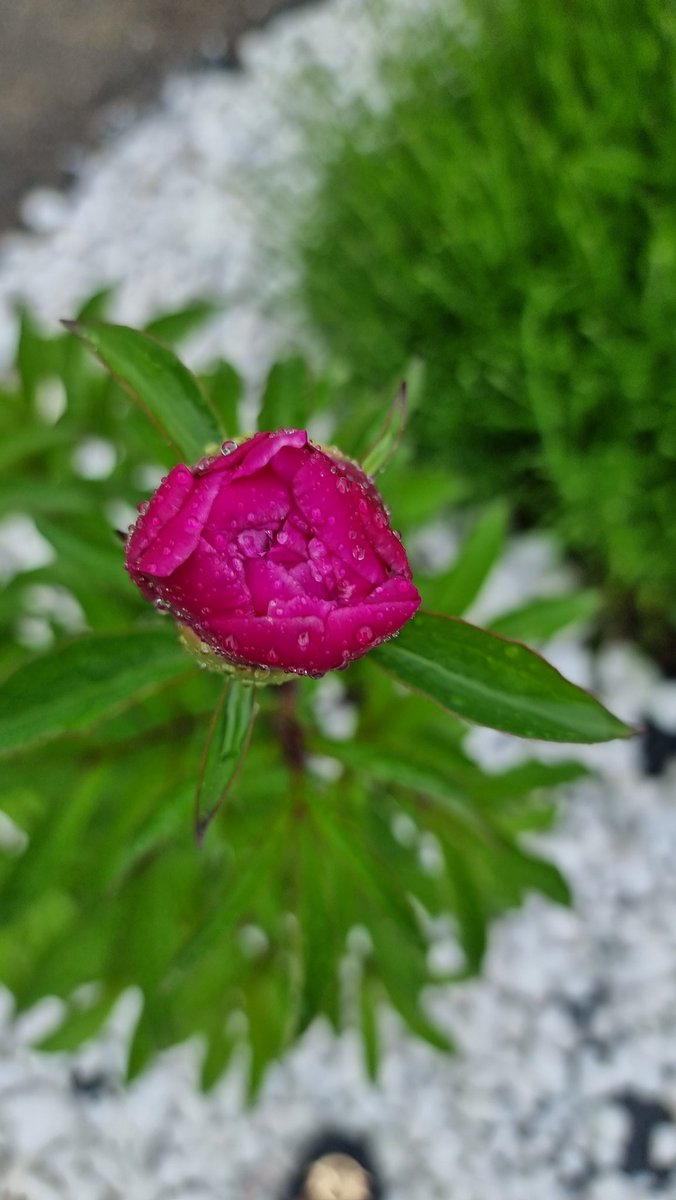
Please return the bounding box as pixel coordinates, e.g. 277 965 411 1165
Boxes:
125 429 420 678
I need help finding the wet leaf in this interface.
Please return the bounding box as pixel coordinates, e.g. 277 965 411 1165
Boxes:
372 611 632 742
194 680 257 841
361 380 408 477
0 628 190 757
64 320 223 461
422 501 508 615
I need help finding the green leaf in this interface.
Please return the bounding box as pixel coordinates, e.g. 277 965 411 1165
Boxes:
194 680 257 840
35 517 131 592
423 501 509 615
0 479 90 517
144 300 217 344
0 628 190 757
257 356 311 431
372 612 632 742
37 989 119 1052
200 360 242 437
490 589 601 641
64 321 223 462
361 381 408 477
359 971 380 1080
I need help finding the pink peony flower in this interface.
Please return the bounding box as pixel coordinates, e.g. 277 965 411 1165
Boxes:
125 429 420 678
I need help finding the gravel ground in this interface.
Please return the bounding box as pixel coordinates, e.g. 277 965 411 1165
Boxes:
2 1 676 1197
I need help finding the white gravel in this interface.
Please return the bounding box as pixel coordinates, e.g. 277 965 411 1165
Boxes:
2 1 676 1198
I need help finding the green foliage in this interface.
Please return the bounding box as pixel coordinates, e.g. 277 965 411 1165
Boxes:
292 0 676 650
0 292 619 1094
374 612 629 742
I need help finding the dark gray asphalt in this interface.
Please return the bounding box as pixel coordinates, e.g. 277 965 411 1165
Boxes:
0 0 321 230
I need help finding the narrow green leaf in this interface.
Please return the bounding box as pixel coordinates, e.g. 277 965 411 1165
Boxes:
172 818 288 971
359 971 380 1081
442 845 488 972
35 518 131 591
0 479 90 517
423 501 509 616
257 356 311 431
0 425 72 473
372 612 632 742
0 628 190 757
194 680 257 841
37 989 119 1052
144 300 217 344
361 381 407 477
490 589 601 642
64 320 223 462
200 360 242 436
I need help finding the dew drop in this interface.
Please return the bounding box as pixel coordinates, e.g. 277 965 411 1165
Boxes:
220 440 237 455
357 625 373 646
327 515 336 527
267 649 279 664
153 598 171 614
396 579 410 594
224 634 239 653
374 510 388 529
336 476 349 494
276 530 288 545
348 530 357 541
161 546 172 556
352 545 366 561
311 507 323 523
297 631 310 650
136 500 149 515
358 499 369 515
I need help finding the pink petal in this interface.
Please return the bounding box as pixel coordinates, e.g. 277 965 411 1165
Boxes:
325 596 419 664
208 469 291 533
163 539 249 618
125 464 194 567
292 450 383 585
132 471 222 578
232 429 307 479
207 613 326 674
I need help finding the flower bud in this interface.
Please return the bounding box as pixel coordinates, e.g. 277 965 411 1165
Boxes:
125 429 420 678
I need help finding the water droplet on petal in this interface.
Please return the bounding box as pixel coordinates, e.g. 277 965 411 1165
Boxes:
220 440 237 455
276 530 288 545
336 476 349 494
374 510 387 528
224 634 239 653
153 598 171 614
297 631 310 650
357 625 373 646
136 500 149 515
267 649 279 664
348 530 357 541
352 545 366 561
327 515 336 527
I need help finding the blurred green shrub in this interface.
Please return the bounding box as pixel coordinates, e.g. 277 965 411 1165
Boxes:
292 0 676 653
